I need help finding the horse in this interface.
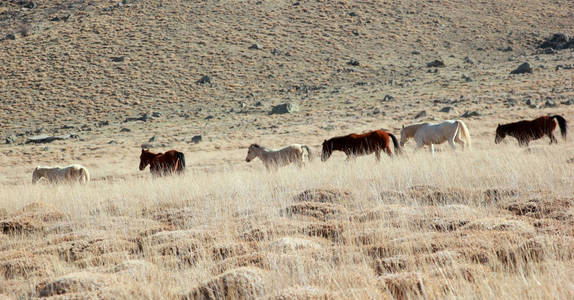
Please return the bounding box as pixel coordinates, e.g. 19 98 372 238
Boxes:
400 120 471 154
495 115 567 146
321 129 401 162
32 164 90 184
245 144 312 170
139 149 185 176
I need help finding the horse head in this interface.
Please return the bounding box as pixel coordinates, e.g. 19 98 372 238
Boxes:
321 140 333 162
400 127 408 147
494 124 505 144
246 144 260 162
139 149 152 170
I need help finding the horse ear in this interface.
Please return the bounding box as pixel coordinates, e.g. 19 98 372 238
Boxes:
402 125 404 129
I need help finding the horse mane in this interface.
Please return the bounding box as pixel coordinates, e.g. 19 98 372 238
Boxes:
250 144 261 148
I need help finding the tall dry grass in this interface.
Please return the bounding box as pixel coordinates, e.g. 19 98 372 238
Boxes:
0 143 573 298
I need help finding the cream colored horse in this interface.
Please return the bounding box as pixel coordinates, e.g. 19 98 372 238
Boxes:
246 144 312 170
400 120 471 154
32 164 90 184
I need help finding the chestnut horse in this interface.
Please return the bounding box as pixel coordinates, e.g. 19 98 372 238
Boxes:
495 115 567 146
139 149 185 176
321 130 401 162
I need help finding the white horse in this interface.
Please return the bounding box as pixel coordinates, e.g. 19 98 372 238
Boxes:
32 164 90 184
245 144 312 170
400 120 471 154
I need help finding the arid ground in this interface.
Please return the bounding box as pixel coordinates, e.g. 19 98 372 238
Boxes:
1 0 574 299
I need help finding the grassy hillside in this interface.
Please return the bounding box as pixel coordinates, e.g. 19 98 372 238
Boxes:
1 0 573 135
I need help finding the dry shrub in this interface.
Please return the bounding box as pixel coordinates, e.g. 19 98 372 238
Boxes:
0 255 58 279
376 190 409 203
211 242 257 261
428 218 470 232
181 267 267 300
109 259 154 275
266 285 333 300
495 238 546 270
483 188 518 203
300 221 346 242
147 239 200 267
148 207 200 228
74 252 132 269
36 272 111 297
407 185 478 205
415 250 460 268
51 238 138 264
0 202 67 234
293 188 353 203
504 198 572 220
532 218 574 236
351 206 400 223
372 255 410 275
240 219 302 242
145 229 217 245
240 218 344 243
463 218 535 234
380 272 426 299
282 201 347 221
269 236 323 252
211 252 269 274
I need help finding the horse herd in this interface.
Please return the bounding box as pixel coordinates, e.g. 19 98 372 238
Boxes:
30 115 567 184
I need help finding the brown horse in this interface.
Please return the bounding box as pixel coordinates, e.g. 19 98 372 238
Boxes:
321 130 401 161
495 115 567 146
139 149 185 176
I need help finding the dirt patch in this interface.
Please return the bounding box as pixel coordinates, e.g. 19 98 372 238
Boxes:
293 188 353 203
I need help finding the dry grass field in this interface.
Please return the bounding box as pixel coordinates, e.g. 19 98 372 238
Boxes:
1 0 574 299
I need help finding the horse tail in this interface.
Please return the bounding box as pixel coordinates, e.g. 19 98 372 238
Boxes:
456 120 472 150
301 145 313 161
176 152 186 173
79 166 90 184
389 133 402 155
551 115 567 139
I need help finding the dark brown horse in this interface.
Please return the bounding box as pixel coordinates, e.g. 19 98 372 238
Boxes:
321 130 401 161
495 115 567 146
139 149 185 176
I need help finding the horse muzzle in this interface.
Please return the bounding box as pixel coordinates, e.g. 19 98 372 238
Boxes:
245 158 251 162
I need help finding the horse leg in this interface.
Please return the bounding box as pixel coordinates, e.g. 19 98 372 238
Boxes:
384 145 393 157
430 144 435 156
375 150 381 161
415 141 424 152
549 133 557 144
448 138 456 151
